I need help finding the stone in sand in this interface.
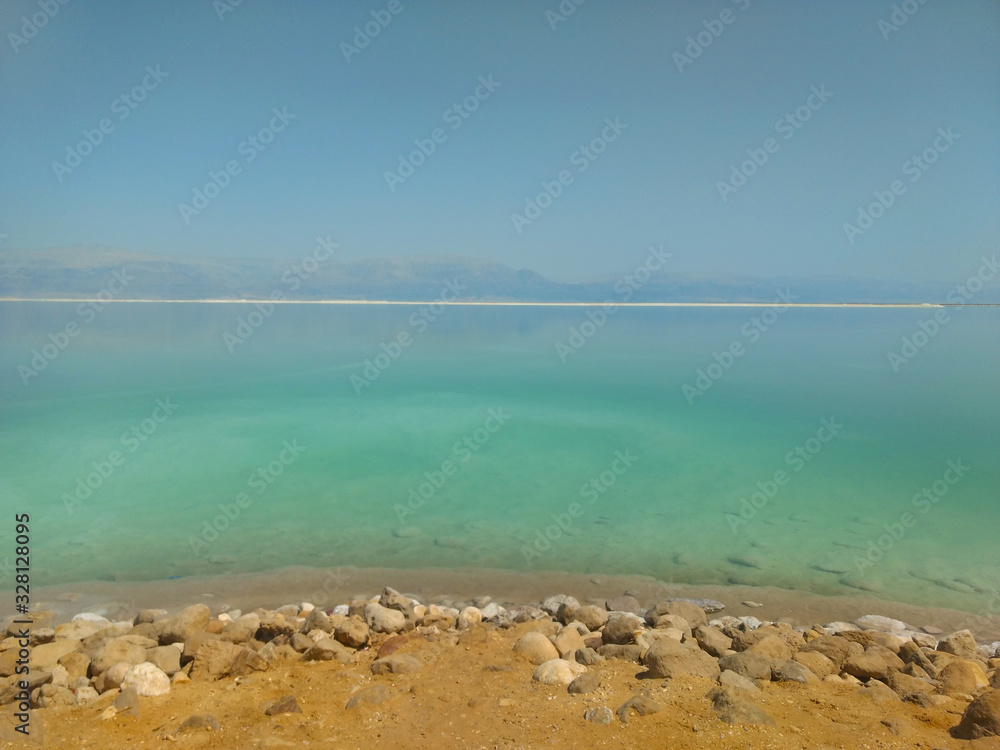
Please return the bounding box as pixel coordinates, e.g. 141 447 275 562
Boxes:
301 638 355 664
345 685 390 709
365 603 406 634
584 706 614 725
616 692 662 723
771 659 818 684
512 632 559 665
264 695 302 716
708 686 775 726
532 659 585 686
646 601 707 628
643 639 720 680
179 713 222 731
301 609 332 634
371 654 421 675
145 645 181 675
718 670 759 693
122 662 170 697
694 625 732 658
954 690 1000 739
567 672 601 694
159 604 211 645
28 641 80 671
335 616 370 648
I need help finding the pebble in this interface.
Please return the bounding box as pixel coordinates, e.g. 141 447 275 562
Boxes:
584 706 614 725
742 601 764 609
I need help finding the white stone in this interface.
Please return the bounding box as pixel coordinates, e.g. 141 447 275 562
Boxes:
532 659 586 686
122 662 171 697
71 612 112 624
856 614 910 633
458 607 482 630
332 605 349 616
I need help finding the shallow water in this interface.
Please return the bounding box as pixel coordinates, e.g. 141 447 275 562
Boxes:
1 302 997 615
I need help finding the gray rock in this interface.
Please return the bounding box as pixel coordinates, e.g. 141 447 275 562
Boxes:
669 597 725 614
567 672 601 694
718 669 760 693
855 614 909 633
335 616 370 648
541 595 580 616
571 605 609 631
596 644 645 663
159 604 211 645
345 685 390 709
289 633 314 653
643 639 720 680
605 595 641 615
694 625 732 658
113 685 140 716
370 654 421 675
179 713 222 731
771 659 817 684
616 692 662 723
575 647 603 666
145 645 181 676
954 689 1000 740
602 614 643 645
301 637 355 664
300 608 332 634
718 651 772 681
264 695 302 716
646 601 707 628
364 602 406 634
584 706 614 725
708 686 775 726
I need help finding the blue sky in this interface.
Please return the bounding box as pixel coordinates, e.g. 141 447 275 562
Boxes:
0 0 997 283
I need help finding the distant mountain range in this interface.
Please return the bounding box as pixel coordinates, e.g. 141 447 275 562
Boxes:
0 245 994 304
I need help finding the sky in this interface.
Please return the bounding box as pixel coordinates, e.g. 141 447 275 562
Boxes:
0 0 997 284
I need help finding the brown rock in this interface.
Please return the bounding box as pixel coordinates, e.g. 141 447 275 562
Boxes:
646 601 707 628
57 651 91 683
693 625 732 658
230 646 269 676
570 605 609 631
937 659 990 696
938 629 979 660
718 651 772 681
190 640 239 681
954 689 1000 739
376 633 428 659
616 692 662 723
300 608 332 634
371 654 421 675
513 632 559 665
597 644 645 663
567 672 601 694
301 637 355 664
28 641 79 671
160 604 211 645
794 651 835 678
145 646 181 676
345 684 390 709
798 635 856 669
264 695 302 716
91 636 151 675
707 686 775 726
220 614 261 644
643 638 720 680
334 616 370 649
179 713 221 731
886 669 936 697
602 614 642 645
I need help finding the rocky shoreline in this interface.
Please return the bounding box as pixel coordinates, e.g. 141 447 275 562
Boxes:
2 585 1000 748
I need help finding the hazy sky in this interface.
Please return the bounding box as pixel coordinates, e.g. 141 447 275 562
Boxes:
1 0 997 283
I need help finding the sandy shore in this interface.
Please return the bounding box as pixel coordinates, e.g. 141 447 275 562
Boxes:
10 565 1000 642
2 570 1000 749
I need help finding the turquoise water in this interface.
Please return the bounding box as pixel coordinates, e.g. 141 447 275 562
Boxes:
1 302 997 614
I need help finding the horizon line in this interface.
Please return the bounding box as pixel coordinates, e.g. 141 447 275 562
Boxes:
1 297 997 308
